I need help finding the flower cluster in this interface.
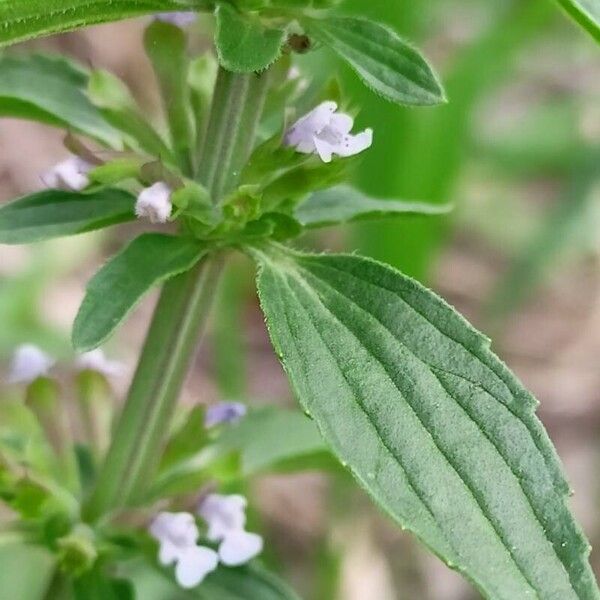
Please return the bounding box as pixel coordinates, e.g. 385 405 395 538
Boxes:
150 494 263 589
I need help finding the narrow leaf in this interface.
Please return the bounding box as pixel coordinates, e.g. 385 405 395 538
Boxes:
215 3 286 73
0 188 136 244
295 185 451 228
0 0 209 48
307 17 445 105
253 246 599 600
73 234 207 351
555 0 600 42
0 54 120 146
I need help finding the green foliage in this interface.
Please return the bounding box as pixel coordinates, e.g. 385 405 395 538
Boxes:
253 246 599 600
72 234 208 351
295 185 451 228
0 189 136 244
555 0 600 40
215 3 286 73
0 54 120 147
307 17 446 106
0 0 210 47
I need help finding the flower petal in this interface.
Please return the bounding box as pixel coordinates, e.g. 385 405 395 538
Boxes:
198 494 247 542
219 530 264 566
175 546 219 589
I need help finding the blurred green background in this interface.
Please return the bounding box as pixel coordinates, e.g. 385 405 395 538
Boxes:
1 0 599 598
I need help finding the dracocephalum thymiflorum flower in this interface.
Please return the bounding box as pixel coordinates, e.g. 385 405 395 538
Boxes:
41 155 92 191
135 182 173 224
8 344 54 384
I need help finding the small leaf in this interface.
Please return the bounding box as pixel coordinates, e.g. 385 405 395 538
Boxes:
555 0 600 42
0 0 210 48
307 17 445 105
0 188 136 244
215 3 286 73
254 246 599 600
0 54 120 147
295 185 451 228
73 234 207 351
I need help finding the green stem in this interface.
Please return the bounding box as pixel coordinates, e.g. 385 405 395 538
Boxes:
84 66 270 522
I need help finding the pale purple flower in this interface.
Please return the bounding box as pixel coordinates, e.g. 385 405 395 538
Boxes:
75 350 125 378
41 155 92 191
8 344 54 384
155 12 197 27
284 101 373 163
204 402 247 428
150 512 218 589
136 182 172 223
197 494 263 566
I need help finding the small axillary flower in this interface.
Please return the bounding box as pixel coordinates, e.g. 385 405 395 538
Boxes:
75 349 125 378
204 402 247 428
8 344 54 384
41 155 92 191
198 494 263 566
149 512 218 589
155 12 198 27
136 182 173 224
284 101 373 163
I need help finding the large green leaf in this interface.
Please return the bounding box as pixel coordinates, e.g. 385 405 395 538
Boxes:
0 0 210 48
215 3 286 73
307 17 445 105
295 185 451 228
73 233 207 351
0 188 136 244
253 245 599 600
0 54 121 146
555 0 600 41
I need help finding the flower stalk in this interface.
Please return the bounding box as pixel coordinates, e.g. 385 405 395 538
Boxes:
84 66 270 522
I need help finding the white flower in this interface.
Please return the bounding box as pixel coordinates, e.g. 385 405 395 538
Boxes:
75 350 125 378
155 12 197 27
136 182 172 224
204 402 247 428
150 512 218 589
284 101 373 163
198 494 247 542
41 155 92 191
8 344 54 384
197 494 263 566
218 530 264 566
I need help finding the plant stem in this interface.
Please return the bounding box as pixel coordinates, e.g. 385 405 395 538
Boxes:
84 66 270 522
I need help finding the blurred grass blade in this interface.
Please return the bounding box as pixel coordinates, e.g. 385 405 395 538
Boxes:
73 233 207 351
488 148 600 321
0 0 209 48
295 185 451 228
254 246 600 600
0 188 136 244
555 0 600 41
0 54 121 147
307 16 445 106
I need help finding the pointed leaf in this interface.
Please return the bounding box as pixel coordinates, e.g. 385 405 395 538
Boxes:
0 54 121 146
555 0 600 42
0 188 136 244
215 3 286 73
0 1 210 48
73 234 207 351
253 246 599 600
307 17 445 105
295 185 451 228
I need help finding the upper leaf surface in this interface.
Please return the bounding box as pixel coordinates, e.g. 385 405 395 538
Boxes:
254 247 600 600
0 188 136 244
295 185 451 228
215 3 286 73
307 17 446 106
0 54 121 146
0 0 208 48
73 233 207 351
555 0 600 42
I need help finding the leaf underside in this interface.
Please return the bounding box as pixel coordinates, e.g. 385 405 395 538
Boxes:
254 247 599 600
72 233 207 351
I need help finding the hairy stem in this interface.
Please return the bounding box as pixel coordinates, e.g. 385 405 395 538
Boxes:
84 66 270 521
